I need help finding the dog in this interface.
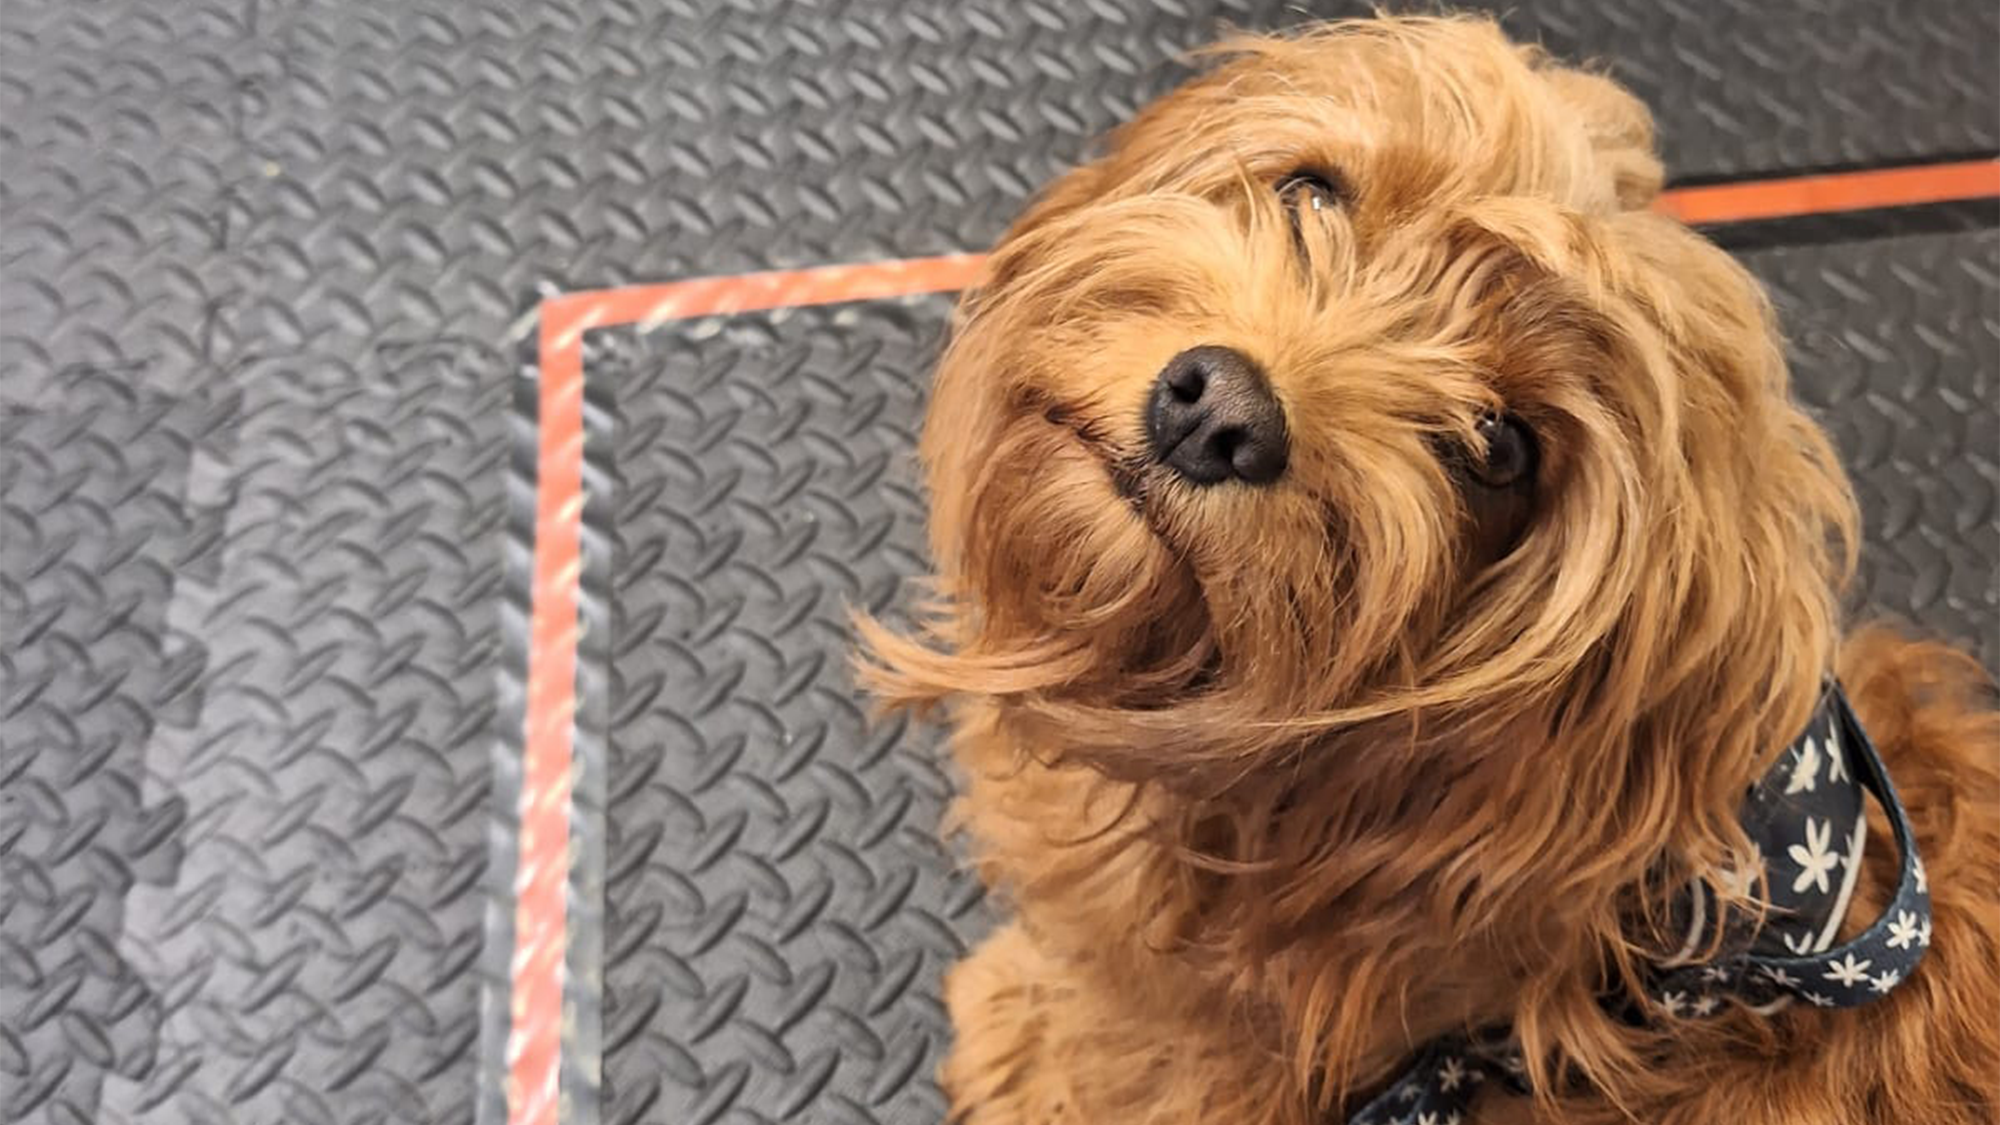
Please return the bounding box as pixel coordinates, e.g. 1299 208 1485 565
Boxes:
859 16 2000 1124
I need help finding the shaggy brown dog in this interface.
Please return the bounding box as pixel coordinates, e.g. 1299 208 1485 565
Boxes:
860 16 2000 1124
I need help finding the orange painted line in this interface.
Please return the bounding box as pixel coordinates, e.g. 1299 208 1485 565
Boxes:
539 252 988 350
1653 158 1999 225
508 314 584 1125
533 162 1994 336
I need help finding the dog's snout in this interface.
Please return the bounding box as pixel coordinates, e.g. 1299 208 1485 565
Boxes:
1145 346 1288 486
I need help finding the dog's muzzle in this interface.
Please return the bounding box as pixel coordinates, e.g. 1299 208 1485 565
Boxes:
1145 345 1289 486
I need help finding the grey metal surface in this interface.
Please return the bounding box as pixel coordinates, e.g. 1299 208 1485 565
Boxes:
595 299 986 1125
2 351 503 1124
1 0 567 1119
2 370 213 1122
635 0 1999 277
1748 229 2000 661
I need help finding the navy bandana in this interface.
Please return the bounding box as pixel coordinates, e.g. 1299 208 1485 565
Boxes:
1348 683 1932 1125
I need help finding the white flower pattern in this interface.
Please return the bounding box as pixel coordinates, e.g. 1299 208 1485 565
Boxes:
1786 736 1822 794
1789 817 1839 895
1887 911 1922 950
1825 953 1872 987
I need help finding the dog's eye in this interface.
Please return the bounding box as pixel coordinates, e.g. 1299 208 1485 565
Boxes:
1276 171 1345 215
1472 413 1538 488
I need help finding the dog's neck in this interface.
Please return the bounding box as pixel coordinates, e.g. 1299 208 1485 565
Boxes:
1340 683 1933 1125
1656 683 1879 1001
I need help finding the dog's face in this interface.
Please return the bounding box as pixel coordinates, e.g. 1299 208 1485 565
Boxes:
873 19 1853 929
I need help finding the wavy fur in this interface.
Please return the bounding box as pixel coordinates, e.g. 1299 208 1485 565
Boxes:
856 16 2000 1123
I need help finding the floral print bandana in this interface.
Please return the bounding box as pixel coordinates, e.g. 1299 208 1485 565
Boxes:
1349 683 1932 1125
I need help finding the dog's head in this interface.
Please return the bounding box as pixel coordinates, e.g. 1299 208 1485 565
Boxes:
865 15 1854 972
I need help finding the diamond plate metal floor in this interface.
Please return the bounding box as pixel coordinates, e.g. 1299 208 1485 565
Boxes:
2 354 502 1124
591 299 983 1125
2 2 1995 1124
1757 231 2000 654
628 0 1999 276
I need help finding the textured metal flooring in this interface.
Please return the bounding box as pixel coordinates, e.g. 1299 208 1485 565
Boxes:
595 300 982 1125
645 0 2000 275
1 1 1995 1124
1759 231 2000 650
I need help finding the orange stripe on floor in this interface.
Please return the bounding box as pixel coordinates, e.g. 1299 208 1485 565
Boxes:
509 310 584 1125
1653 158 1999 225
537 160 1996 329
540 252 988 350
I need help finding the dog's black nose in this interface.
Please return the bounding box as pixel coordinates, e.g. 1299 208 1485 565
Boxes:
1145 346 1288 486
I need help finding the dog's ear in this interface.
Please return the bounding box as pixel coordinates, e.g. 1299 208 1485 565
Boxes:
1539 66 1664 212
1581 209 1856 811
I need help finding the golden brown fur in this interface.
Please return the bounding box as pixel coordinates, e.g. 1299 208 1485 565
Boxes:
858 16 2000 1123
